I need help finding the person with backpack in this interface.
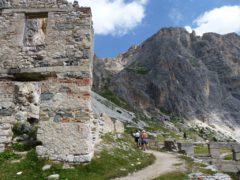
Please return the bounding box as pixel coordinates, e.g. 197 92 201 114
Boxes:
141 130 149 151
133 130 141 147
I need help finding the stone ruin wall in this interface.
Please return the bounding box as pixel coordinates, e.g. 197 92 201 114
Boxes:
0 0 96 163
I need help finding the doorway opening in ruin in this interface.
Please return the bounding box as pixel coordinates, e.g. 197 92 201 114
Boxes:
220 148 234 160
24 13 48 47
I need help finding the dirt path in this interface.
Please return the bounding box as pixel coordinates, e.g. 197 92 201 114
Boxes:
114 150 183 180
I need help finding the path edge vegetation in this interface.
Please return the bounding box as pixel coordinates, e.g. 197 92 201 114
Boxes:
0 133 155 180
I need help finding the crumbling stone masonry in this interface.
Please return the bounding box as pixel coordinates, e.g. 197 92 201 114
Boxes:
0 0 95 163
174 141 240 173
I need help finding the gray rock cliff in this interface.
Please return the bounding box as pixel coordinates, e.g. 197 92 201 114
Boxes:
93 27 240 140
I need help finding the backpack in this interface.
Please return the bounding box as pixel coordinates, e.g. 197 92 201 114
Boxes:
135 132 140 138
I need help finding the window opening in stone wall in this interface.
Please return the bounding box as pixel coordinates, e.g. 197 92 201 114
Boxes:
24 13 48 47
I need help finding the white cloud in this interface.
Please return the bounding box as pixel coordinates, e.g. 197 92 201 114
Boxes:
168 8 183 25
185 6 240 35
69 0 148 36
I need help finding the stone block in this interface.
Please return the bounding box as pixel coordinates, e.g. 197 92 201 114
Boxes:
37 121 94 162
66 155 74 163
16 111 27 121
47 174 59 180
209 142 232 149
29 104 40 119
0 129 12 136
36 146 46 156
220 161 238 173
41 92 54 101
0 146 5 153
114 120 124 133
177 142 194 156
0 136 9 144
101 113 114 134
165 139 178 152
233 152 240 161
72 152 94 163
209 148 220 159
233 145 240 153
237 161 240 170
209 142 220 149
0 108 13 116
0 123 11 130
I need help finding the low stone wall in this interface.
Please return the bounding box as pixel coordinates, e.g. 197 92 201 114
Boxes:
208 142 240 160
168 141 240 173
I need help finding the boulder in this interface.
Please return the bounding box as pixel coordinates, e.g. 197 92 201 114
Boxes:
47 174 59 180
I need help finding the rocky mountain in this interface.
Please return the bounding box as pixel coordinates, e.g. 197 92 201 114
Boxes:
93 28 240 141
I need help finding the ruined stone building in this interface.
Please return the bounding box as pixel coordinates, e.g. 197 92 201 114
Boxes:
0 0 95 163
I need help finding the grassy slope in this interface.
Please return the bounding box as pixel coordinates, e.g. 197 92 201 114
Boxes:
0 134 155 180
194 144 209 155
155 171 188 180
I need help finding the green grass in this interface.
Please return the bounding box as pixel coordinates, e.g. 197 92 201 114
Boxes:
220 149 233 160
0 151 21 164
224 154 233 160
226 172 239 180
194 145 209 155
146 121 183 143
0 133 155 180
12 143 32 152
154 171 188 180
199 167 215 175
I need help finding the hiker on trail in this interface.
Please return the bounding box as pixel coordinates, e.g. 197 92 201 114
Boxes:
141 130 149 151
133 130 141 147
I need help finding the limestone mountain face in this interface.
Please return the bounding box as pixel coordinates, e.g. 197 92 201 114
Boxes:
93 46 139 91
93 28 240 141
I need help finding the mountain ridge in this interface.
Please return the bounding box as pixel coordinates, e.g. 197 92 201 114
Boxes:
93 27 240 141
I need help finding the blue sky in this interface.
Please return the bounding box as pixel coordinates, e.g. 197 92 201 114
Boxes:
75 0 240 58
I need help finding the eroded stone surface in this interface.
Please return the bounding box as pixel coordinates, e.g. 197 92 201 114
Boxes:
0 0 95 163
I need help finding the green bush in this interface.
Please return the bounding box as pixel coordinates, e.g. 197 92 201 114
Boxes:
12 123 23 137
160 107 171 116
